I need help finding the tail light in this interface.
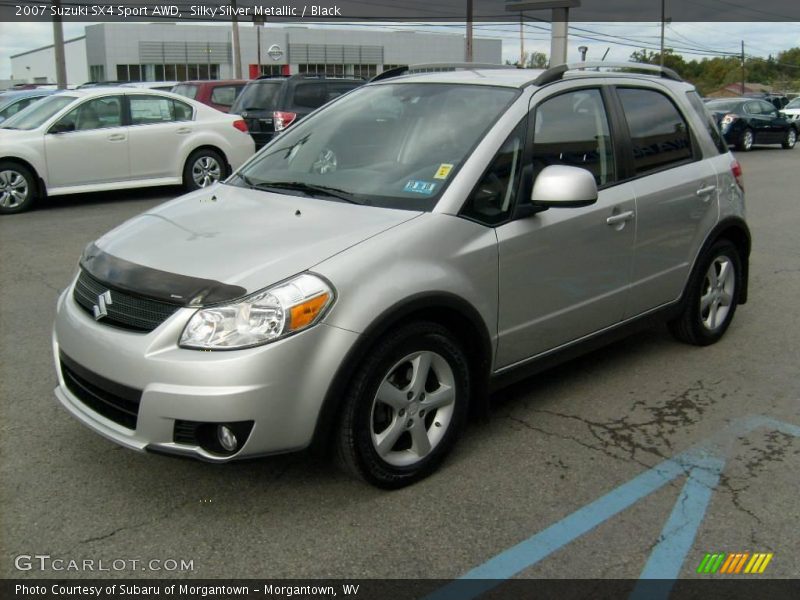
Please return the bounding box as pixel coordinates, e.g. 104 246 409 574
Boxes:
232 119 248 133
721 113 737 127
273 111 297 132
731 159 744 191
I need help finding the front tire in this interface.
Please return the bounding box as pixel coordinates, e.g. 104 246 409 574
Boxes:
336 322 470 488
183 149 225 192
0 161 37 214
668 240 742 346
782 127 797 149
738 128 754 152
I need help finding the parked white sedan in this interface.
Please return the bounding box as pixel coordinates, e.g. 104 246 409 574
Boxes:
0 88 255 213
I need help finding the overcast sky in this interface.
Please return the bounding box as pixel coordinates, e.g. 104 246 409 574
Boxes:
1 21 798 80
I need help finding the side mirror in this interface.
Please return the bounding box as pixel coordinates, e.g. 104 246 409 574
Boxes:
529 165 598 209
49 121 75 134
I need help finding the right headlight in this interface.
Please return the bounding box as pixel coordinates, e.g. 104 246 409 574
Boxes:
179 273 334 350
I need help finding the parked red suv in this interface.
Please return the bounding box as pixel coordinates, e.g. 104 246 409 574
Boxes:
171 80 247 113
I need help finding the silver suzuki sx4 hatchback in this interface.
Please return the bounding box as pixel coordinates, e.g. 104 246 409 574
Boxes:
53 63 750 487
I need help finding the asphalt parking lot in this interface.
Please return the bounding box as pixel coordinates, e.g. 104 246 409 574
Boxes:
1 148 799 583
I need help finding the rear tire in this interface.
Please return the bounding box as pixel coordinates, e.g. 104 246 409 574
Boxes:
336 322 470 489
0 161 37 214
668 240 741 346
183 149 225 192
782 127 797 149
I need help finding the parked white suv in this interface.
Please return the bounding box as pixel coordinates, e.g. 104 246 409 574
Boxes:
52 63 750 487
0 88 254 214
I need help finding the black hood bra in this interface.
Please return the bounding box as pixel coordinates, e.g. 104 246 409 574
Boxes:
80 243 247 307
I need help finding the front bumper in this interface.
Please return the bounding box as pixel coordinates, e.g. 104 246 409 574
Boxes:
52 282 359 462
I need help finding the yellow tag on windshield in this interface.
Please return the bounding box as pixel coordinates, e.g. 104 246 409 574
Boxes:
434 163 454 180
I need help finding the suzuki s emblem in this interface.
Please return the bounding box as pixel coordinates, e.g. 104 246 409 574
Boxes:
93 290 113 320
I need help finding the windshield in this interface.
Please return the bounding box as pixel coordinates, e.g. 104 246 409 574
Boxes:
232 81 283 112
786 97 800 109
0 94 74 130
230 83 519 210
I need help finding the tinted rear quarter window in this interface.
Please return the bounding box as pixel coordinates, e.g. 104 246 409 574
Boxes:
617 87 693 175
210 86 238 107
686 91 727 154
234 81 282 112
292 83 327 109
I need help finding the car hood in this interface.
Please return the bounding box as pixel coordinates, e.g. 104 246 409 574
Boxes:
88 184 421 304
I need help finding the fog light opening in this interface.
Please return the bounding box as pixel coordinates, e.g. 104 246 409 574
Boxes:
217 425 238 452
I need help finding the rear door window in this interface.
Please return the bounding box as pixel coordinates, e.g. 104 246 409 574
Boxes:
129 95 174 125
617 87 693 175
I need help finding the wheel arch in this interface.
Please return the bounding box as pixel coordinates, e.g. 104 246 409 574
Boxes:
692 217 751 304
184 144 231 176
0 156 46 198
309 292 493 453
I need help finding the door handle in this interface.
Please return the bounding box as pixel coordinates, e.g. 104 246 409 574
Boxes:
606 210 635 226
107 133 126 141
176 127 191 135
696 185 717 197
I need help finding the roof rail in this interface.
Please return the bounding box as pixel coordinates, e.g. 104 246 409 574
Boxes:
529 62 683 87
370 62 515 83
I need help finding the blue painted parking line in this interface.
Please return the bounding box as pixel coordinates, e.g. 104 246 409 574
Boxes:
426 415 799 600
630 453 724 600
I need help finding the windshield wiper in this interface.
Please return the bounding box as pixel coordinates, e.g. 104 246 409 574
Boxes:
252 181 362 205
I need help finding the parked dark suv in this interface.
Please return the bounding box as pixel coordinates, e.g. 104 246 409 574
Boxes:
231 74 365 149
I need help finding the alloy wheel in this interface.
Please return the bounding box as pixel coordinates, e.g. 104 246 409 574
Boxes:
369 351 456 467
700 256 735 331
191 156 222 188
0 169 29 209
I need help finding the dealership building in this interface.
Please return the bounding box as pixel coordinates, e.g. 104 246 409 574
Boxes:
10 23 502 85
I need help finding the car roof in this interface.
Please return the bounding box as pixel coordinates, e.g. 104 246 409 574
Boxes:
0 88 59 99
178 80 247 86
370 66 693 91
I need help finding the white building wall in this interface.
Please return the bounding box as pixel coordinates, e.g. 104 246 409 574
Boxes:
9 24 503 86
10 38 88 85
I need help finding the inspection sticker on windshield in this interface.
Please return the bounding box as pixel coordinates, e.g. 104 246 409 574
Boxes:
404 180 437 195
434 163 454 180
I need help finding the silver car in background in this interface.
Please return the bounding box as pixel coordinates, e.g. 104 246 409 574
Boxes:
53 63 750 488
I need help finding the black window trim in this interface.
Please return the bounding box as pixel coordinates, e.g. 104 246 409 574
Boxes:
608 84 701 183
457 114 529 228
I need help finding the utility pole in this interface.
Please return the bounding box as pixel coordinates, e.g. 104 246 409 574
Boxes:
231 0 243 79
660 0 665 66
465 0 474 62
520 13 525 66
741 40 746 96
254 15 265 78
52 0 68 88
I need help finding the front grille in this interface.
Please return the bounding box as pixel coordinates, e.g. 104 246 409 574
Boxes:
73 270 180 332
60 354 142 430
